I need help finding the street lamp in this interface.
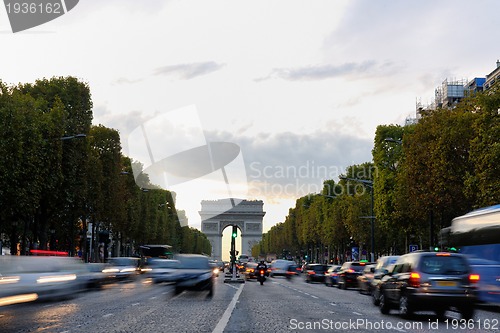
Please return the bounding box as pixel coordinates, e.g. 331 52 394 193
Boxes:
384 137 402 144
340 176 375 262
60 134 87 141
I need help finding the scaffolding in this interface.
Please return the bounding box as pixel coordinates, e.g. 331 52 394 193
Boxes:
435 78 467 108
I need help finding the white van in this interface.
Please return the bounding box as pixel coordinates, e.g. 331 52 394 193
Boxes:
269 259 294 277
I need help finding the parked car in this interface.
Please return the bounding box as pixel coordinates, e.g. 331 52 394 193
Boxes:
357 264 375 294
324 265 341 287
304 264 329 283
173 254 214 297
370 255 400 305
148 259 180 283
337 261 373 289
377 251 479 319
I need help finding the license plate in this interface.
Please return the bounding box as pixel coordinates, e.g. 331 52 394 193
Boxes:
436 281 457 287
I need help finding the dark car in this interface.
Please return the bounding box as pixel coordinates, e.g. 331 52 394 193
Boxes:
337 261 373 289
244 262 260 279
173 254 214 297
357 264 375 294
286 263 301 278
377 252 479 319
105 257 141 281
370 255 400 305
324 265 341 287
304 264 329 283
148 259 180 283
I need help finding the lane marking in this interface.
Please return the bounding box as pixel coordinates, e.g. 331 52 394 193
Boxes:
132 303 140 306
225 283 240 291
150 296 157 299
212 284 244 333
103 313 114 318
311 295 318 299
330 302 337 306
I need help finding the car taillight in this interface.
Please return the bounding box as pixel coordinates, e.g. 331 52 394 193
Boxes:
308 271 315 275
469 274 480 283
347 269 355 273
409 272 420 288
260 270 265 274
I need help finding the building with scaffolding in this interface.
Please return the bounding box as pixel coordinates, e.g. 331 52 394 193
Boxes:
435 78 467 109
409 60 499 125
484 60 500 91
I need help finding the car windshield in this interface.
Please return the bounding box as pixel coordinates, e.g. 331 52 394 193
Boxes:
108 258 139 267
420 255 469 275
151 260 179 269
350 265 366 272
312 265 327 272
178 257 210 269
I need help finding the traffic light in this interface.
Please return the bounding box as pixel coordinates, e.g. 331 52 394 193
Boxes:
232 230 237 238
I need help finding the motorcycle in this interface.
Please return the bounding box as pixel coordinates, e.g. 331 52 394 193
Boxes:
257 269 266 285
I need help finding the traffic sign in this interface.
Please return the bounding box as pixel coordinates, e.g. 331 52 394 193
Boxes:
409 244 419 252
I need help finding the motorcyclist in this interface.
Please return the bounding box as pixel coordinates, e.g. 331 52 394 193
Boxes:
256 260 267 274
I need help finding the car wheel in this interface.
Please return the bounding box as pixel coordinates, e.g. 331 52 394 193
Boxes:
460 307 474 320
208 282 214 297
399 294 413 319
174 286 183 295
372 289 380 306
379 292 390 314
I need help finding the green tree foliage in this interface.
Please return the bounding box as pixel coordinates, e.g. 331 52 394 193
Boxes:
0 77 197 258
465 85 500 206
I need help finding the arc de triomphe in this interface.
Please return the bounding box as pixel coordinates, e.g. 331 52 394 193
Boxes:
200 199 265 261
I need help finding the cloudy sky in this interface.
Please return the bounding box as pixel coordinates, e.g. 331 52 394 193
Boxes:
2 0 500 235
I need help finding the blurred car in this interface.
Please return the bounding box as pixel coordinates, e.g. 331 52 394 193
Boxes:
337 261 373 289
377 251 478 319
79 263 115 289
209 260 221 277
324 265 341 287
243 262 259 280
216 260 225 273
357 264 375 294
370 255 400 305
147 259 180 283
269 259 295 277
286 263 300 278
174 254 214 296
0 256 85 306
304 264 329 283
104 257 141 281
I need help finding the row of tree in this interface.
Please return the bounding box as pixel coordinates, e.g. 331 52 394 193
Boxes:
253 81 500 263
0 77 211 259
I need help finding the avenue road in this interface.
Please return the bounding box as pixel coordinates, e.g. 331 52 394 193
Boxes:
1 274 499 333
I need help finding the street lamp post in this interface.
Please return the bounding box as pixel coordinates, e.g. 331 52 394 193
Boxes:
340 177 375 262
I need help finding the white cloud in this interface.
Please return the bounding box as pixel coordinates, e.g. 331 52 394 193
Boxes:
153 62 226 80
